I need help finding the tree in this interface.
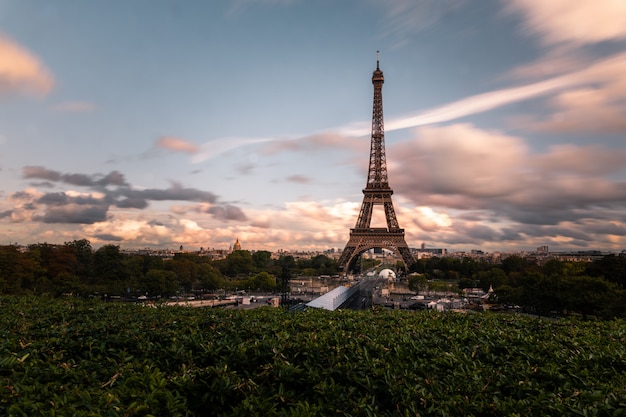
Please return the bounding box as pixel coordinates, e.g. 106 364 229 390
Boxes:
0 245 37 294
541 259 565 277
276 255 296 276
564 276 617 320
123 255 144 291
167 256 198 293
93 245 128 294
252 250 273 271
457 277 475 289
409 258 428 274
52 272 82 297
138 269 178 297
445 270 460 281
197 263 222 291
459 257 483 278
218 250 255 277
311 254 338 275
494 284 520 305
142 254 164 274
586 255 626 288
408 274 427 293
250 271 277 291
64 239 93 279
476 268 508 292
24 244 53 293
526 273 568 316
501 255 532 275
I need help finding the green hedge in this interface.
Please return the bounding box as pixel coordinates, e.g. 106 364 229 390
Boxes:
1 296 625 416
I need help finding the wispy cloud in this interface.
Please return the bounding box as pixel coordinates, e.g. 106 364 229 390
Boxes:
390 123 626 227
227 0 300 16
505 0 626 46
286 174 311 184
156 137 200 155
387 51 626 132
0 35 53 96
175 48 626 163
23 166 128 187
191 136 276 162
497 0 626 133
379 123 626 251
373 0 468 48
49 101 97 113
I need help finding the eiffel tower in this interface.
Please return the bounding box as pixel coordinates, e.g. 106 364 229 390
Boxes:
338 54 416 273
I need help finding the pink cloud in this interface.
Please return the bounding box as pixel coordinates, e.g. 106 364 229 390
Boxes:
156 136 200 155
0 35 53 96
390 124 626 223
286 175 312 184
259 133 361 156
50 101 97 113
531 144 626 176
506 0 626 46
514 53 626 133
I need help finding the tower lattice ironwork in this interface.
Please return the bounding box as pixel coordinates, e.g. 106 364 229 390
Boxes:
338 55 416 273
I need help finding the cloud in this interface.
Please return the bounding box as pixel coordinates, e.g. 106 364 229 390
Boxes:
409 206 452 232
390 124 626 230
83 215 176 247
506 47 588 80
286 175 311 184
36 204 109 224
37 192 105 206
227 0 299 15
114 197 149 209
185 131 365 165
23 166 61 182
384 67 585 132
531 145 626 176
156 136 200 155
122 183 217 204
192 136 275 162
0 35 53 96
505 0 626 46
179 50 626 161
260 132 362 155
392 124 528 200
235 162 256 176
23 166 129 187
11 166 237 227
49 101 97 113
373 0 468 47
497 2 626 134
512 53 626 133
94 233 124 242
205 205 248 222
379 50 626 136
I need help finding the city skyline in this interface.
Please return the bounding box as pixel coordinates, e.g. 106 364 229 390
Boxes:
2 0 626 253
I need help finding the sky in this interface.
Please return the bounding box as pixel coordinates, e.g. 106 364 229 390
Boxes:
1 0 626 254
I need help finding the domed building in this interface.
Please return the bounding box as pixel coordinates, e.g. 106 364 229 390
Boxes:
379 268 396 280
233 238 242 251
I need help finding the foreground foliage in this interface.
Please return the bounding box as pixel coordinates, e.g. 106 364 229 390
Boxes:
2 296 626 416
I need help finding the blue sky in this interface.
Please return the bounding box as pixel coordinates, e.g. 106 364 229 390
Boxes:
1 0 626 253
